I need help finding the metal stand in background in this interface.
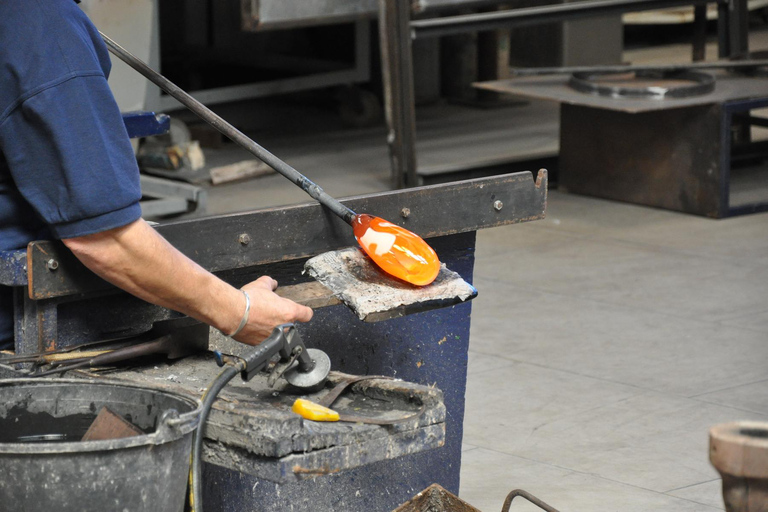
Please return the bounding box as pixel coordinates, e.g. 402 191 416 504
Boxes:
693 3 708 61
379 0 419 189
718 0 752 144
123 111 207 219
718 0 749 59
379 0 749 188
139 175 207 219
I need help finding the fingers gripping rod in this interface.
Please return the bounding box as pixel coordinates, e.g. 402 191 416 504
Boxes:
100 32 356 225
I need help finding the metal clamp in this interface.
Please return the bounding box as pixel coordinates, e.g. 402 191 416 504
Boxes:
238 324 311 382
213 324 329 390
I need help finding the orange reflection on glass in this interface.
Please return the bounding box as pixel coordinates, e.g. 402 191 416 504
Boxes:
352 214 440 286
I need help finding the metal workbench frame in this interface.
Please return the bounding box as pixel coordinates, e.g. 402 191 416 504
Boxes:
0 171 546 354
0 170 547 511
720 97 768 217
155 19 372 111
378 0 750 188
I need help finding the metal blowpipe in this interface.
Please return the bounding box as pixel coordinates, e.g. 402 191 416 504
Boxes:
101 33 441 286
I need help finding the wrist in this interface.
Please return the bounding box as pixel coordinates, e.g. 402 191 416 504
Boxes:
220 289 250 337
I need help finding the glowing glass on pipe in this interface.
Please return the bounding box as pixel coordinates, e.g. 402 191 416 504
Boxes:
352 214 441 286
99 35 441 286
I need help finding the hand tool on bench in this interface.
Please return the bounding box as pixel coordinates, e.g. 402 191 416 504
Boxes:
29 320 209 377
0 332 160 366
101 33 440 287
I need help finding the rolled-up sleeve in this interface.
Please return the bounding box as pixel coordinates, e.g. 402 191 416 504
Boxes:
0 73 142 239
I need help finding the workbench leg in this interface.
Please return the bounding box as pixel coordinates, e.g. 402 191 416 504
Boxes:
718 0 749 59
692 4 707 62
378 0 419 189
477 9 511 104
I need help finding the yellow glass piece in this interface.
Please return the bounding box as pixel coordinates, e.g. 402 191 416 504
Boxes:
291 399 340 422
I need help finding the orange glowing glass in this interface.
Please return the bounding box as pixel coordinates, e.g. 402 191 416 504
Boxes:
352 214 441 286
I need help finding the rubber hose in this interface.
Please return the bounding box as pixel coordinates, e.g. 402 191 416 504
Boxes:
190 363 242 512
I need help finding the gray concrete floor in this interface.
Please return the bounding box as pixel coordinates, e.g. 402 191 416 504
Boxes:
460 193 768 511
173 27 768 511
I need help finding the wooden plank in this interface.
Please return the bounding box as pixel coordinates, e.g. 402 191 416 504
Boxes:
275 281 341 309
210 159 275 185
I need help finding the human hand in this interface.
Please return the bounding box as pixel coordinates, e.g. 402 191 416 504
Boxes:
232 276 313 345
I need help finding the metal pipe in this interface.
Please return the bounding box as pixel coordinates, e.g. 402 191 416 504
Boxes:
411 0 712 39
692 3 707 62
378 0 419 188
501 489 560 512
100 33 357 225
509 59 768 76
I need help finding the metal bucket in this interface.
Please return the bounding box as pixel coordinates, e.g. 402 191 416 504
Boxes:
0 378 200 512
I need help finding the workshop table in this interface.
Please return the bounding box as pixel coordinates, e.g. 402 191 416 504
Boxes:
0 171 546 511
477 73 768 217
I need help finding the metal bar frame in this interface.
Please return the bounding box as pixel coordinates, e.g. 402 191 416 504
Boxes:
692 3 708 61
380 0 738 188
139 175 208 218
155 19 371 111
1 171 546 351
717 0 749 59
379 0 419 188
410 0 713 39
720 97 768 217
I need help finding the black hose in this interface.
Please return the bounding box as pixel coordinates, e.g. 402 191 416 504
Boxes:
189 363 243 512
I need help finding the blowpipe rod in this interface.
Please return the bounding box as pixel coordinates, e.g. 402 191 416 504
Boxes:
101 32 356 225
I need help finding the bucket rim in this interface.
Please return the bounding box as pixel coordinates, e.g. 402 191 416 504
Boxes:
0 378 202 454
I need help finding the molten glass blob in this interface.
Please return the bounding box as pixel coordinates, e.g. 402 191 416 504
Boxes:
352 214 441 286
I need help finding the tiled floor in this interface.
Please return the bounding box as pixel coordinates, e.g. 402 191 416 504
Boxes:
459 193 768 511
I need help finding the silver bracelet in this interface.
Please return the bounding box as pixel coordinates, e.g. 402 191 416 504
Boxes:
228 290 251 338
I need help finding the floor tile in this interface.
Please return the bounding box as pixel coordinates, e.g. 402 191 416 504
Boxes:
503 392 765 493
720 309 768 334
463 359 641 437
459 448 721 512
475 221 588 261
463 359 768 493
469 280 768 397
539 191 768 268
666 479 725 510
533 191 678 239
467 352 517 376
694 379 768 414
476 229 768 323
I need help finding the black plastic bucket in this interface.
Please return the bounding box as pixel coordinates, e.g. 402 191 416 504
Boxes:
0 378 201 512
